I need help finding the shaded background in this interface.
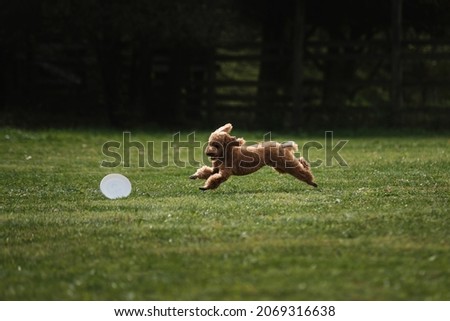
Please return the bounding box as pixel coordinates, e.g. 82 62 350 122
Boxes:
1 0 449 130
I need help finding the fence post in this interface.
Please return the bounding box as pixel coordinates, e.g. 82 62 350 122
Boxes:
391 0 403 124
206 49 216 124
292 0 306 127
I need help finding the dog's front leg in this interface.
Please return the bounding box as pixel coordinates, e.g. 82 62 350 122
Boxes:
189 165 218 180
200 172 230 190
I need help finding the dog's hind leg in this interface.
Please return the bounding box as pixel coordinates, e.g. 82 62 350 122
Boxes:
298 157 310 170
273 167 287 174
276 160 318 188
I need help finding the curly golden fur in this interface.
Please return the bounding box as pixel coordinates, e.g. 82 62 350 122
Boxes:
190 123 318 190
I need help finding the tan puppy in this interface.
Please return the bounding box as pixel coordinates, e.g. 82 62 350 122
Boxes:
190 123 318 190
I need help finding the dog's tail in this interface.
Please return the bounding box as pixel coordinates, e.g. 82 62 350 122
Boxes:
280 141 298 152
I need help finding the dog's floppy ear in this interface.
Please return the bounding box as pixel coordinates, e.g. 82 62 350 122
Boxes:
214 123 233 134
224 135 240 167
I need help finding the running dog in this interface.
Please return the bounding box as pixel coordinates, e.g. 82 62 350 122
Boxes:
189 123 318 190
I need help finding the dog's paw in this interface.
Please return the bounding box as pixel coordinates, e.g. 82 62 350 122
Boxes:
189 174 198 179
199 186 208 191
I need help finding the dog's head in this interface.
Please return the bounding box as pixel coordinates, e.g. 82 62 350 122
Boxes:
205 123 241 160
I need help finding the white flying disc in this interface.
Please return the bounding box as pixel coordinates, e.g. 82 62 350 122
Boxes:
100 173 132 199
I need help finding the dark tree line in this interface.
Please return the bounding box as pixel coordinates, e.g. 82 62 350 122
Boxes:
1 0 449 129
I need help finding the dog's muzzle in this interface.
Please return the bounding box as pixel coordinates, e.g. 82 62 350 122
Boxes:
206 146 220 159
207 153 220 160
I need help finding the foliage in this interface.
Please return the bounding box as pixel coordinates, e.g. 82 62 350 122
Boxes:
0 128 448 300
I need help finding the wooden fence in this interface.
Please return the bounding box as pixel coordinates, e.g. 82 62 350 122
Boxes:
163 38 450 129
3 0 450 129
7 32 450 129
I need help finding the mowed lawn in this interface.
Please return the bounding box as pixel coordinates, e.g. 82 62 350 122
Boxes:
0 128 448 300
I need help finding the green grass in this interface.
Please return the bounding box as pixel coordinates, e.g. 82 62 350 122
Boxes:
0 128 449 300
